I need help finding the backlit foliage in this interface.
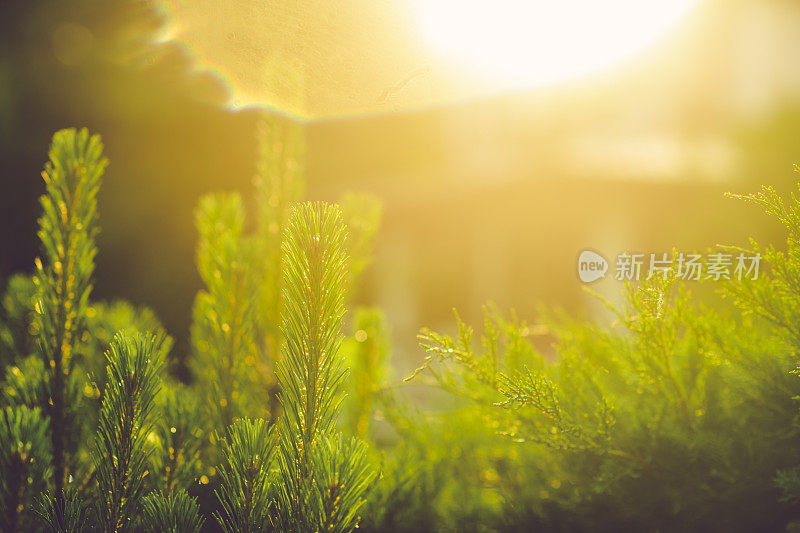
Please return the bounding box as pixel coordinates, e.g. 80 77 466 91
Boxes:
0 127 378 531
6 125 800 532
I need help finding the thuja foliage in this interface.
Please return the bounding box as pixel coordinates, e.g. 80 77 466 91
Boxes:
392 188 800 531
0 125 380 532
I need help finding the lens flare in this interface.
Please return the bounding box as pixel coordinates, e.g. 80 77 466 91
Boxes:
415 0 700 90
161 0 701 118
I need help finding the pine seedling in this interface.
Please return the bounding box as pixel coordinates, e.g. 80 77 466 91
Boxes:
309 434 375 533
33 128 107 500
191 193 262 435
278 202 350 445
275 202 350 530
251 122 384 419
36 488 90 533
213 417 275 533
2 354 49 408
94 333 164 533
0 405 52 531
275 202 375 532
80 300 171 400
140 490 205 533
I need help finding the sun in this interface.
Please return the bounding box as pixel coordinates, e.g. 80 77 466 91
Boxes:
415 0 701 89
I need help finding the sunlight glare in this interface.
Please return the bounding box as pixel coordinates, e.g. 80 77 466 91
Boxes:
416 0 700 89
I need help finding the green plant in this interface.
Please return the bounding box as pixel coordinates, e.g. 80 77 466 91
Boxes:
36 489 90 533
1 128 381 531
274 202 376 532
16 124 800 533
0 405 51 531
191 192 262 435
93 333 164 532
33 128 106 503
214 418 274 532
141 490 205 533
399 194 800 530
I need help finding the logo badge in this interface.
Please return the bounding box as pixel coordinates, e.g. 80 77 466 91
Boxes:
578 250 608 283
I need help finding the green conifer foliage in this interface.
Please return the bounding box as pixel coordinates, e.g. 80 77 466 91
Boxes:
0 129 360 531
405 260 800 530
94 333 164 532
275 202 375 532
80 300 170 399
0 274 37 371
191 193 261 434
36 488 90 533
0 405 52 531
308 434 375 533
148 384 205 496
32 128 107 500
1 129 189 531
2 354 49 409
214 417 275 533
279 203 350 442
141 490 205 533
725 185 800 506
17 124 800 532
